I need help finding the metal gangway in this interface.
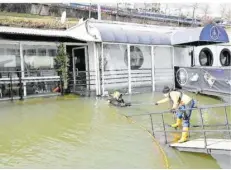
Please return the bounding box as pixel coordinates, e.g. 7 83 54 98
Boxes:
126 103 231 155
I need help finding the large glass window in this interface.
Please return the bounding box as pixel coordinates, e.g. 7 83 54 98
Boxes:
199 48 213 66
220 48 231 66
23 45 57 77
0 44 20 71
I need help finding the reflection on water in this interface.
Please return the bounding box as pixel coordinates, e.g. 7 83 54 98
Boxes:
0 92 229 168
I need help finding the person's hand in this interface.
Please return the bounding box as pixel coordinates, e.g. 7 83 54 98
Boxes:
155 102 158 106
170 108 176 113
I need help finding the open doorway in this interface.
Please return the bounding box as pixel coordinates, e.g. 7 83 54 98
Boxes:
66 45 88 93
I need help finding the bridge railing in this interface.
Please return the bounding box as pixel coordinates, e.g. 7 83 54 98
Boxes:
126 103 231 152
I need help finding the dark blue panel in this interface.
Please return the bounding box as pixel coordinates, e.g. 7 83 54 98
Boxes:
92 23 171 45
200 24 229 43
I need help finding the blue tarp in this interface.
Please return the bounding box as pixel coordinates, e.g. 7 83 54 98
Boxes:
171 24 229 46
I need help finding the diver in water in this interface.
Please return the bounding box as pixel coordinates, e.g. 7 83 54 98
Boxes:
107 91 131 107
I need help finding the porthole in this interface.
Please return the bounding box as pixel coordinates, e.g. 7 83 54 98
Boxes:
220 48 231 66
199 48 213 66
124 46 144 70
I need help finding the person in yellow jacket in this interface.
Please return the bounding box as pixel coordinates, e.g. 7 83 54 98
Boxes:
155 86 196 143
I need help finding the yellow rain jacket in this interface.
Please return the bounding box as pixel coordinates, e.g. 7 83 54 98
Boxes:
157 91 192 109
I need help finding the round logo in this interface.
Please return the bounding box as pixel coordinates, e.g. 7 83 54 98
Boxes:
124 46 144 70
176 68 188 86
210 26 219 40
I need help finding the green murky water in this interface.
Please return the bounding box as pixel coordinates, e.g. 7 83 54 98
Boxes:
0 92 230 168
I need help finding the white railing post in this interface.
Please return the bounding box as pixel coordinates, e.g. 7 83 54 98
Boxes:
172 47 175 89
19 42 26 97
151 46 155 92
93 43 99 95
127 44 131 94
101 43 105 96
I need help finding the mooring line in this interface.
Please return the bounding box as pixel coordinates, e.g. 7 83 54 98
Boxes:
111 110 170 169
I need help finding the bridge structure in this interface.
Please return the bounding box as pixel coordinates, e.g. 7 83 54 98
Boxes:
126 103 231 155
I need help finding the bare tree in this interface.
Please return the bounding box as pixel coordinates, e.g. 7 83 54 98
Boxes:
202 4 210 17
191 3 199 27
220 4 227 19
225 8 231 22
200 4 212 25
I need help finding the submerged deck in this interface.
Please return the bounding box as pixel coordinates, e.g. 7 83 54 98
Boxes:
170 138 231 155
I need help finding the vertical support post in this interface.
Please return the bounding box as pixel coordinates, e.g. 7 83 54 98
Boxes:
94 43 101 95
20 42 26 97
199 108 208 152
161 113 167 144
64 43 67 93
85 46 91 94
224 106 231 138
101 43 105 96
151 46 155 92
72 48 76 92
97 44 101 95
97 4 101 20
150 114 155 137
93 43 99 95
172 47 175 89
10 73 13 101
127 44 131 94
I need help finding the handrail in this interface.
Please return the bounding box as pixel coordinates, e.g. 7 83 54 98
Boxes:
127 103 231 117
127 103 231 154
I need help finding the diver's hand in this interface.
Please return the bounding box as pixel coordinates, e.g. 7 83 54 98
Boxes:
155 102 158 106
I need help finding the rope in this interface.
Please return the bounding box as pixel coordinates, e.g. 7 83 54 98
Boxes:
110 110 170 169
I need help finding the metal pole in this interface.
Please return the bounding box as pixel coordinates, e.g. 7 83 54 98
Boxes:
89 3 91 19
161 113 167 144
224 106 231 138
19 70 23 100
127 44 131 94
19 42 26 97
101 43 105 96
93 43 99 95
199 108 208 153
172 47 175 89
97 44 101 95
150 114 155 137
72 49 76 92
10 73 13 102
97 4 101 20
151 46 155 92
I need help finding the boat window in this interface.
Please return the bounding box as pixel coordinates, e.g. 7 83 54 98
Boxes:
48 49 57 57
0 48 4 56
26 49 36 56
124 46 144 70
199 48 213 66
38 48 47 56
220 48 231 66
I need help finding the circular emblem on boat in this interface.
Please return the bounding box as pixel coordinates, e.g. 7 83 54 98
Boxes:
176 68 188 86
124 46 144 70
210 26 219 40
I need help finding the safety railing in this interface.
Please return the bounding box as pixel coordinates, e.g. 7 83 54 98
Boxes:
102 68 152 95
69 70 96 96
126 103 231 153
0 70 63 101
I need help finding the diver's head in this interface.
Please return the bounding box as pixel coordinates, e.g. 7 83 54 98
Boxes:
113 91 122 100
162 86 171 97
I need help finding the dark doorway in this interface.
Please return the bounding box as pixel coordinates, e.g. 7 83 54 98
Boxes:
66 45 87 94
